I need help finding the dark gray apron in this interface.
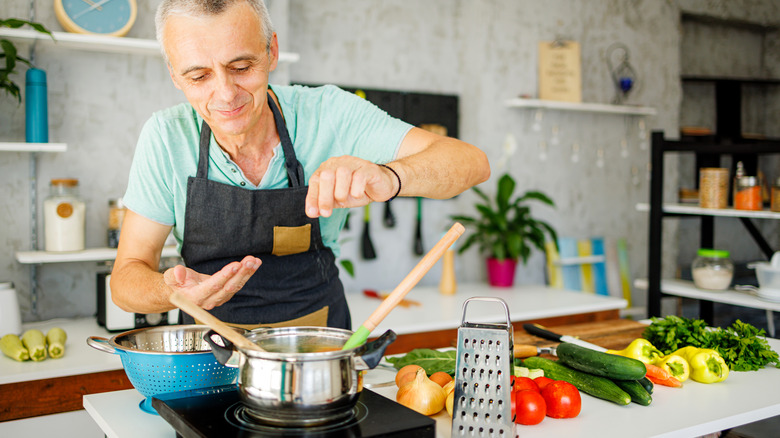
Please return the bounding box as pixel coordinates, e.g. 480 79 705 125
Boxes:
178 94 350 329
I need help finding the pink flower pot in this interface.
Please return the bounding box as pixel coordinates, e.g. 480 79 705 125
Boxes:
486 258 518 287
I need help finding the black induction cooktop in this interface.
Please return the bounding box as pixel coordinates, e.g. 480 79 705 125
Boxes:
152 385 435 438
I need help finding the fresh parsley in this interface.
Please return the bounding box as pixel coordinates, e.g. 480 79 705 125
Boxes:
643 316 780 371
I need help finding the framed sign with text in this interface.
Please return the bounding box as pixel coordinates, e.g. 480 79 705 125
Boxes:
538 40 582 102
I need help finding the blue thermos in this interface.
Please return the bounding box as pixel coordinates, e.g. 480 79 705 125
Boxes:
25 68 48 143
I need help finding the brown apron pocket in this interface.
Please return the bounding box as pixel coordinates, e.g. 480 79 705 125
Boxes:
271 224 312 256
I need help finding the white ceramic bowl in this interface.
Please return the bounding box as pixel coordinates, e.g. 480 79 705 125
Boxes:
754 262 780 302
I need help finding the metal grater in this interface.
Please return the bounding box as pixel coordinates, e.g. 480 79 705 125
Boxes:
451 297 515 438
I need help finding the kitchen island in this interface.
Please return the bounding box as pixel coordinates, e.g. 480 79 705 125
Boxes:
80 319 780 438
1 284 625 432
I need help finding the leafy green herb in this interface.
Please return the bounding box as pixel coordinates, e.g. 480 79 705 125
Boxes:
385 349 457 376
643 316 780 371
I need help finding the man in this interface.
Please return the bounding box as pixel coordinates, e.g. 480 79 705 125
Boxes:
110 0 490 329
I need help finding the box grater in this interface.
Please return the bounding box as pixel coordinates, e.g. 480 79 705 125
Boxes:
451 297 515 438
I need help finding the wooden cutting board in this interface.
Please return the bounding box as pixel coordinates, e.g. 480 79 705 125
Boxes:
515 319 648 351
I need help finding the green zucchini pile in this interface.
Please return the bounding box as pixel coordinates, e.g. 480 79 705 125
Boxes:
1 328 67 362
522 342 652 406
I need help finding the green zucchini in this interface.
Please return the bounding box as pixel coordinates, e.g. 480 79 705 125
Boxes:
1 334 30 362
613 379 652 406
523 356 631 406
638 376 654 394
21 329 47 362
46 327 67 359
556 342 647 380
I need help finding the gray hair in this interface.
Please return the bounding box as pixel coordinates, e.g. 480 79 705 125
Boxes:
155 0 275 62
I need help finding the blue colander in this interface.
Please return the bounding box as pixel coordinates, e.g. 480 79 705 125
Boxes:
87 325 240 414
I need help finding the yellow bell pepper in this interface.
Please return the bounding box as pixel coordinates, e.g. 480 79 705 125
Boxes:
672 346 729 383
656 354 690 382
606 338 664 364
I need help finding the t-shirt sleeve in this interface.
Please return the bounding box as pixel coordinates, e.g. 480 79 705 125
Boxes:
324 85 413 164
122 116 176 226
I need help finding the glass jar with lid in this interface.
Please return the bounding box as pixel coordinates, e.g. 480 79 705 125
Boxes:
43 178 86 252
691 249 734 291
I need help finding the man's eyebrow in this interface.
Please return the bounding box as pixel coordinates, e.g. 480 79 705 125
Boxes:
178 55 261 76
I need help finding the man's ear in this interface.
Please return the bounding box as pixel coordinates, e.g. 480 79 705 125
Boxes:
268 32 279 72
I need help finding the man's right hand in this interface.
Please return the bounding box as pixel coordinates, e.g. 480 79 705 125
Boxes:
163 255 261 310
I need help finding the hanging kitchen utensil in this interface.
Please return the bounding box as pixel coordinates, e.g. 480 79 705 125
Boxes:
451 296 515 438
361 204 377 260
383 200 396 228
413 197 424 255
342 222 465 350
168 291 265 353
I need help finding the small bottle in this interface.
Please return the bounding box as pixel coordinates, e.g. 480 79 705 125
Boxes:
692 249 733 291
735 176 762 210
772 177 780 213
107 198 126 248
439 248 457 295
44 179 86 252
25 68 48 143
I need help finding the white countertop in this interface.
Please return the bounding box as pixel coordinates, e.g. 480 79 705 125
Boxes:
347 283 628 336
83 338 780 438
0 284 625 385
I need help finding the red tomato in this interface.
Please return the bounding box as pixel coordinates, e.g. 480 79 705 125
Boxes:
533 376 554 390
514 390 546 425
540 381 581 418
514 376 540 393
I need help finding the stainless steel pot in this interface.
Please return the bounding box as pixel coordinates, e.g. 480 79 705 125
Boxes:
206 326 396 426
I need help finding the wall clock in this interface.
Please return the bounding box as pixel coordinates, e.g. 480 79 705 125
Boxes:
54 0 137 37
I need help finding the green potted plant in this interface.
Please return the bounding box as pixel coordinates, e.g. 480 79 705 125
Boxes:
452 173 558 287
1 18 53 103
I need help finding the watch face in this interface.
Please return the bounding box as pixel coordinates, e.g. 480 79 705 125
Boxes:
57 0 136 35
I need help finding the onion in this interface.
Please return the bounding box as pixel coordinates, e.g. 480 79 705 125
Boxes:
396 368 447 416
395 364 423 387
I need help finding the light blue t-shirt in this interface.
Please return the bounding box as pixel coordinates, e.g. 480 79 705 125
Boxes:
123 84 413 256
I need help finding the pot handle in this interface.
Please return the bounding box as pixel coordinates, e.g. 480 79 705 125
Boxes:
86 336 117 354
354 329 397 371
204 330 241 367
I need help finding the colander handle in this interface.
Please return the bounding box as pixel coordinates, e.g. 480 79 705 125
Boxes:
86 336 117 354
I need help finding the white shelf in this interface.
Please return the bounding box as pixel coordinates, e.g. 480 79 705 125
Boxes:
0 142 67 152
636 202 780 220
505 97 657 116
634 278 780 312
15 245 179 264
0 28 300 62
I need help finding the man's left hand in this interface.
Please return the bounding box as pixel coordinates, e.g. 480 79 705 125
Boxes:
305 156 398 218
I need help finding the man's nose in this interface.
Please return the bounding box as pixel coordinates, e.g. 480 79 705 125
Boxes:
213 72 238 101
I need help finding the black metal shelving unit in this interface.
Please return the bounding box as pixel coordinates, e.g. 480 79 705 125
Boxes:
646 132 780 321
647 73 780 321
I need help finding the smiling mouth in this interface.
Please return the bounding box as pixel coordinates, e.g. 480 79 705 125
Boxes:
215 105 245 117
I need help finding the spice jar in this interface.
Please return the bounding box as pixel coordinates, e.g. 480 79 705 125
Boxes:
692 249 733 291
107 198 126 248
44 179 86 252
734 176 762 211
771 177 780 213
699 168 729 209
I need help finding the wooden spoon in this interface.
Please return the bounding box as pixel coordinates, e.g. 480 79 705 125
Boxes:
342 222 465 350
169 291 264 352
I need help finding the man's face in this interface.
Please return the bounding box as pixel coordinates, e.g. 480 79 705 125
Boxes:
163 2 278 138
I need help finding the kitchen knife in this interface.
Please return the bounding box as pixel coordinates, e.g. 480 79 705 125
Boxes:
522 323 607 352
513 344 556 358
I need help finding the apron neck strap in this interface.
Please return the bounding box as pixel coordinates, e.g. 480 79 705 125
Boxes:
267 93 305 187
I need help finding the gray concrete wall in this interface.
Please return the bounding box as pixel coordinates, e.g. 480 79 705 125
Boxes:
0 0 776 322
